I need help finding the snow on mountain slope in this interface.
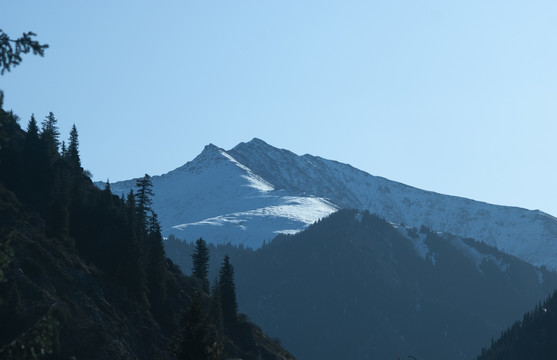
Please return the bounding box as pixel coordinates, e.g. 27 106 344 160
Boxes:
229 139 557 269
103 138 557 270
304 155 557 269
104 143 338 248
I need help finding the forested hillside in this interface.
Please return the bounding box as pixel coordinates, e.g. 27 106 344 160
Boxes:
166 210 557 360
0 106 294 360
476 289 557 360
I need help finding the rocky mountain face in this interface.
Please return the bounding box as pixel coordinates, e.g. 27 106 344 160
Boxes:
105 138 557 270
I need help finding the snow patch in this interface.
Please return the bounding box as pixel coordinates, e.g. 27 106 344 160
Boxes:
220 150 274 192
274 229 302 235
173 196 337 230
169 195 337 247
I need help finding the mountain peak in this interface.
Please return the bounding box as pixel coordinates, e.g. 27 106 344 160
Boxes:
246 137 270 146
230 138 299 162
233 138 276 153
198 143 227 158
203 143 222 153
183 143 231 169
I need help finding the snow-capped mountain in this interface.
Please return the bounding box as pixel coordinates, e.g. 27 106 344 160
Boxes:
102 138 557 270
103 142 338 248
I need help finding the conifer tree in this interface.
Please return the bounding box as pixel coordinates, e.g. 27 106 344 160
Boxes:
21 115 41 203
118 189 147 295
126 189 136 226
67 124 80 169
98 179 114 212
135 174 154 231
146 211 165 269
40 112 60 157
218 255 238 331
24 115 40 164
65 125 86 240
25 114 39 143
35 112 60 199
34 112 70 239
192 238 210 292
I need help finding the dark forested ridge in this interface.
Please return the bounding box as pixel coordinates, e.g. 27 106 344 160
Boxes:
476 289 557 360
0 107 294 360
166 210 557 360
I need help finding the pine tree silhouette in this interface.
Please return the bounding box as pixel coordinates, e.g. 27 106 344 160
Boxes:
67 124 81 169
218 255 238 332
192 238 210 292
135 174 154 231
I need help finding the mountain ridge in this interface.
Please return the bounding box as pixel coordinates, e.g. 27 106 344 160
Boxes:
101 138 557 270
164 209 557 360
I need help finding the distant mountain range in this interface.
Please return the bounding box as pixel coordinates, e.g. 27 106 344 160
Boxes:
100 138 557 270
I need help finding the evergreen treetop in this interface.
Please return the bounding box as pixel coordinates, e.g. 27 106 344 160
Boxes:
23 114 40 162
40 112 60 157
26 114 39 140
135 174 154 230
192 238 210 292
67 124 80 168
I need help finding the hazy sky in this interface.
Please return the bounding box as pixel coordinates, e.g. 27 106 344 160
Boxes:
2 1 557 216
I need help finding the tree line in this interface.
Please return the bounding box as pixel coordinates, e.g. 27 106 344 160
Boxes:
0 110 176 323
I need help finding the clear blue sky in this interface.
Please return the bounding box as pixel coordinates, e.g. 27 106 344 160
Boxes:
2 1 557 216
